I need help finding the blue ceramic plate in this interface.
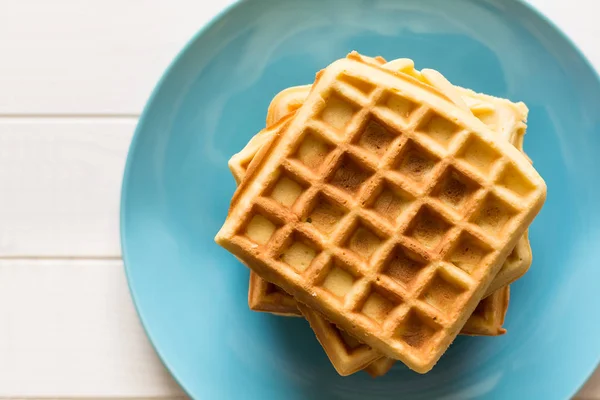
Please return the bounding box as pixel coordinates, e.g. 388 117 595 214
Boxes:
121 0 600 398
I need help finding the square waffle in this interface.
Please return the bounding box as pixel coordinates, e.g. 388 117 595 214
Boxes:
216 53 546 372
235 67 526 375
231 72 532 304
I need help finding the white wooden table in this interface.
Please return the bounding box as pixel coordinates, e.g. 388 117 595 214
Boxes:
0 1 598 398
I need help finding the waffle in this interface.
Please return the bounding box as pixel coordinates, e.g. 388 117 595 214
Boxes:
247 268 299 317
233 90 532 301
217 53 546 373
267 85 319 127
235 65 526 375
365 357 396 378
461 285 509 336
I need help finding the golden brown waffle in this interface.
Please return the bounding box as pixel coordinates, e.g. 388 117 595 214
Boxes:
229 87 308 186
297 302 381 375
232 87 532 302
217 53 546 372
247 268 299 317
235 69 527 375
365 357 396 378
462 285 510 336
266 85 312 127
237 75 533 300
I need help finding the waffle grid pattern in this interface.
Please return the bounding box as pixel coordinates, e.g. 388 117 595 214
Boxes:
219 59 544 370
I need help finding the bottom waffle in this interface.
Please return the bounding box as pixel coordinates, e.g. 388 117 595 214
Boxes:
461 285 510 336
232 58 530 376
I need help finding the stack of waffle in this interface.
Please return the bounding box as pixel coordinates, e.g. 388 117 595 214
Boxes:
216 53 546 376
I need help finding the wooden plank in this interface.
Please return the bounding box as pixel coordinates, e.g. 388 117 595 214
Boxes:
0 259 185 398
0 0 235 115
0 119 132 257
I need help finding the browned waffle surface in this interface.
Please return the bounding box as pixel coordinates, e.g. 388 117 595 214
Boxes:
461 285 510 336
248 269 299 317
217 55 546 372
297 302 381 375
235 88 532 304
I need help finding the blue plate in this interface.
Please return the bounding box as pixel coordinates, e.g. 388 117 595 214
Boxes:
121 0 600 398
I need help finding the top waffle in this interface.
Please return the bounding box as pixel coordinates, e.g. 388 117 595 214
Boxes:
231 85 532 298
215 53 546 372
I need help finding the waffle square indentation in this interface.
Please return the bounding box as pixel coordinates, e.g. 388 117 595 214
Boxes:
305 193 348 235
343 220 387 262
470 193 518 238
360 286 402 324
445 231 493 276
328 153 374 196
395 309 441 349
378 91 418 120
244 214 279 245
456 134 502 177
292 129 334 171
320 262 357 300
496 162 536 198
405 205 452 250
339 73 375 94
318 93 359 133
356 118 397 158
416 112 461 148
394 140 440 184
368 181 415 225
381 244 429 289
419 269 468 315
278 232 320 273
431 166 481 214
267 172 307 208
